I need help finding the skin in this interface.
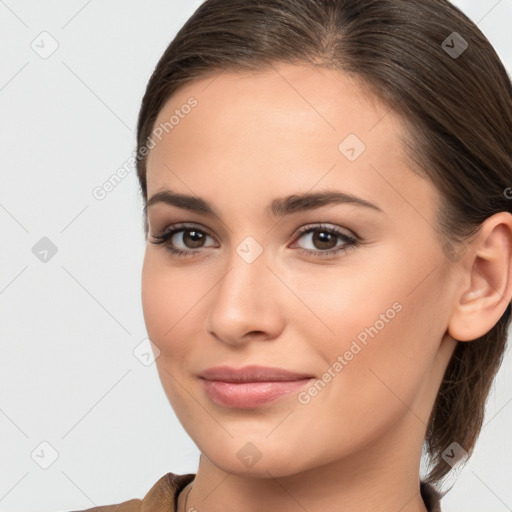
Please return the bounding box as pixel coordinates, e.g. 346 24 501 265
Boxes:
141 62 512 512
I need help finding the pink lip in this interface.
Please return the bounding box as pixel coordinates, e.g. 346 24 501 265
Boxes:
198 365 314 382
198 365 315 409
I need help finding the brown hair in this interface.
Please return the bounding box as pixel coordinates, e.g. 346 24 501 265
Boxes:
135 0 512 492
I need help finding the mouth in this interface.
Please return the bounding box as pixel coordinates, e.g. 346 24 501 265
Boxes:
198 364 314 382
200 379 314 408
198 365 315 408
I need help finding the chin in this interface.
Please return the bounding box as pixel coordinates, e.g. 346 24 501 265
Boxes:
195 434 323 478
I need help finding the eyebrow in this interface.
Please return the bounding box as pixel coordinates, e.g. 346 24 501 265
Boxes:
144 188 383 219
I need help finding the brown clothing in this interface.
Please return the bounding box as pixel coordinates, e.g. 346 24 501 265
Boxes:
70 472 442 512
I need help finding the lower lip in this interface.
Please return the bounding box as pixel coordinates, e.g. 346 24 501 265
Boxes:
200 378 314 408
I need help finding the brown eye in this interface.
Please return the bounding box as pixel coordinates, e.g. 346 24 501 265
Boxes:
150 224 218 258
292 224 359 258
150 222 359 260
309 230 338 250
179 229 207 249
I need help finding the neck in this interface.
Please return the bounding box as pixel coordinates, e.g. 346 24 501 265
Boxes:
179 410 430 512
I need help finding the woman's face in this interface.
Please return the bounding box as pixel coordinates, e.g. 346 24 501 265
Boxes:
141 63 458 477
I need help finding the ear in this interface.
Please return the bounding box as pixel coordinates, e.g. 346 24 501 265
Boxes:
448 211 512 342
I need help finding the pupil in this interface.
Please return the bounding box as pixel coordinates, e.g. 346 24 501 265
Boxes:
186 230 204 248
181 229 338 250
314 231 335 249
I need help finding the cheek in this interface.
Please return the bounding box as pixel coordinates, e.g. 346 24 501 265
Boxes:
141 251 201 416
141 253 168 344
141 250 199 356
295 248 445 414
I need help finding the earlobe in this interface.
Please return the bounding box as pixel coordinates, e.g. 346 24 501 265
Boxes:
447 212 512 342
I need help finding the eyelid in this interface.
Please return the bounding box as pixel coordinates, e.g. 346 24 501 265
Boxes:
151 221 357 241
151 222 219 245
292 222 357 241
150 221 359 259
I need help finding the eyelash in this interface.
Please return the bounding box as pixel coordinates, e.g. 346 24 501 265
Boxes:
149 223 359 259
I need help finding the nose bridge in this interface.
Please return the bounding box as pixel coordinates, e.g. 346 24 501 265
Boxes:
217 233 270 307
205 232 281 342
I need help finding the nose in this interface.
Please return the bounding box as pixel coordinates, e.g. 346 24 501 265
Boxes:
204 242 285 347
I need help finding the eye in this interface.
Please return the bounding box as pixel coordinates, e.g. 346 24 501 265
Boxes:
290 223 359 258
149 222 359 259
149 223 218 258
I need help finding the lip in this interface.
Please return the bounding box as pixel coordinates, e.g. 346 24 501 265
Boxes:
198 365 315 382
198 365 315 409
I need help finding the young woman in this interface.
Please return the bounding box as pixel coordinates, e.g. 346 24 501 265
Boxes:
76 0 512 511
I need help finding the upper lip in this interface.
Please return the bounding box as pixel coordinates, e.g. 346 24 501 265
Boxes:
198 365 314 383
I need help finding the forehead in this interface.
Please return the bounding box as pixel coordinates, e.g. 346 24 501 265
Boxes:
145 63 438 222
150 63 390 149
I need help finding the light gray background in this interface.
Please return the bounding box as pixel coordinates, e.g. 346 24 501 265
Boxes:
1 1 511 511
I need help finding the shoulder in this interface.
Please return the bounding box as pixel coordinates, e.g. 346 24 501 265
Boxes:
65 475 439 511
67 472 196 512
69 498 141 512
